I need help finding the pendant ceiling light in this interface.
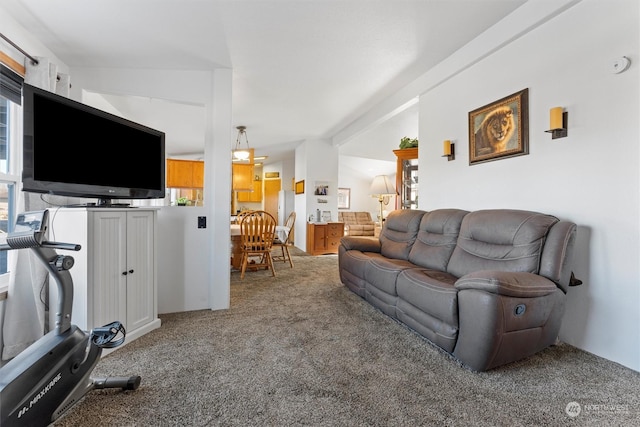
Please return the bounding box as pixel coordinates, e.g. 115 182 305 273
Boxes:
233 126 251 160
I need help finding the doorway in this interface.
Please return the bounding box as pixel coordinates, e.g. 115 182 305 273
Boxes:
264 178 281 223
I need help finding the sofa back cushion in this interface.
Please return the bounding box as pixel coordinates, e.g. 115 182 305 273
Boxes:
338 211 357 224
408 209 469 271
379 209 425 260
354 212 373 224
447 209 559 278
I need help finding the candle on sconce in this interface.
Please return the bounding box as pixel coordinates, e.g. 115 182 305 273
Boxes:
550 107 564 130
443 140 452 156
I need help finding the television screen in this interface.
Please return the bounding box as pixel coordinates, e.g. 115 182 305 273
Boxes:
22 83 165 205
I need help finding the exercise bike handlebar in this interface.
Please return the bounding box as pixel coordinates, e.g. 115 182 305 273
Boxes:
41 241 81 251
0 241 81 252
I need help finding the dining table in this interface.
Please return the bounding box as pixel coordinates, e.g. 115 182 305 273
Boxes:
230 224 290 270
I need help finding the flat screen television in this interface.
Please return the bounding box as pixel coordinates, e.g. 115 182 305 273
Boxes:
22 83 165 206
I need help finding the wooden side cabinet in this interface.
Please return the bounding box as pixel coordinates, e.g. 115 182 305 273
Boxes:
306 222 344 255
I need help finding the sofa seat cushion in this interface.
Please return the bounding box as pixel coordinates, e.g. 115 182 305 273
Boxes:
395 268 460 352
365 257 417 296
338 246 387 297
364 257 418 319
396 268 459 327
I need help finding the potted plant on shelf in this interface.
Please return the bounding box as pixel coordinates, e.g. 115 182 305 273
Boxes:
399 136 418 149
176 197 190 206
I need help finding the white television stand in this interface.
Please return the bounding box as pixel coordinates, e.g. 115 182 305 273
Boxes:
49 207 161 350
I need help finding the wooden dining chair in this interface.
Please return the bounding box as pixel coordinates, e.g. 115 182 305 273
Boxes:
239 210 277 279
272 211 296 268
235 210 254 224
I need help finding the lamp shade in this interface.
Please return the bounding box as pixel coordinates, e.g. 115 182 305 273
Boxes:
233 149 250 160
550 107 564 130
443 140 452 156
370 175 396 196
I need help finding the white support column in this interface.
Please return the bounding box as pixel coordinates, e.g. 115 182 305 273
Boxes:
205 68 232 310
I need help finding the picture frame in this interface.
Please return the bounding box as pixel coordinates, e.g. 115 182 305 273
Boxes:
294 180 305 194
337 188 351 209
314 181 329 196
468 88 529 165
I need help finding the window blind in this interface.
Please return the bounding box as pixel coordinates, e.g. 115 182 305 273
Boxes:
0 63 23 105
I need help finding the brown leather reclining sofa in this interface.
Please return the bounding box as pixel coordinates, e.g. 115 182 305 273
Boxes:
338 208 578 371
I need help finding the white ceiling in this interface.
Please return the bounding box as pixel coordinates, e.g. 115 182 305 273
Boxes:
2 0 525 163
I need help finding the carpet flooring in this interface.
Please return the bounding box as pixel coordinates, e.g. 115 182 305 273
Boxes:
53 254 640 426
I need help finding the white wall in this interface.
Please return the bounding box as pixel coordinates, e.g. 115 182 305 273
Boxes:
419 0 639 371
156 206 210 314
304 139 340 222
338 158 396 220
294 139 339 250
70 67 233 313
263 156 295 192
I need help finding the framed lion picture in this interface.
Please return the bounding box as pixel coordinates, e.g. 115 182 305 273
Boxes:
468 88 529 165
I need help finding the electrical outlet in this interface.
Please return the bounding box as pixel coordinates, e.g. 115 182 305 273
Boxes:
197 216 206 229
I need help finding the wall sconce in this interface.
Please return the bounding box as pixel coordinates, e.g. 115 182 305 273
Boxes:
545 107 568 139
442 140 455 161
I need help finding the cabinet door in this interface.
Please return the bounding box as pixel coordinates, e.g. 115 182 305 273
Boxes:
232 163 254 192
248 180 262 202
237 180 262 202
313 224 327 251
166 159 193 188
192 161 205 189
91 211 128 328
125 210 155 332
251 180 263 202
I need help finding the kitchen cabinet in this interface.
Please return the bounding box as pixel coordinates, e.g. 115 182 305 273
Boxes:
167 159 204 188
237 180 262 202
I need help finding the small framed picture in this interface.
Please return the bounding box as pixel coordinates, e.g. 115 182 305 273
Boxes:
337 188 351 209
314 181 329 196
295 180 305 194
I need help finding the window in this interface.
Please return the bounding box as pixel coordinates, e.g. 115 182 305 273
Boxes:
0 94 20 277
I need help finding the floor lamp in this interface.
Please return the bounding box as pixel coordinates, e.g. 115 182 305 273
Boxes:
370 175 396 226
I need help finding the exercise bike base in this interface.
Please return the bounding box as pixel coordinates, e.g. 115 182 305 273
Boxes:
94 375 142 390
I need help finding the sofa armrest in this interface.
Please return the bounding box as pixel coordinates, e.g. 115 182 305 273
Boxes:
340 236 381 252
455 270 558 298
453 270 565 371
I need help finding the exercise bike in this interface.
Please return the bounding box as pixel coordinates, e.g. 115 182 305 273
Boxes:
0 210 141 426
